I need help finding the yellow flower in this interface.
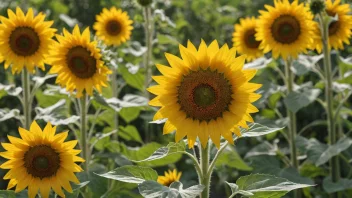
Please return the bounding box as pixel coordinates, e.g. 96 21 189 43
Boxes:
310 0 352 52
157 169 182 186
0 7 56 74
0 121 85 198
148 40 261 149
256 0 315 60
93 7 133 46
233 17 263 62
48 25 112 98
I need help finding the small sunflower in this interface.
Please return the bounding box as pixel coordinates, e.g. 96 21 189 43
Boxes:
48 25 112 98
310 0 352 52
93 7 133 46
0 121 84 198
148 40 261 148
157 169 182 187
233 17 263 62
0 7 56 74
256 0 315 60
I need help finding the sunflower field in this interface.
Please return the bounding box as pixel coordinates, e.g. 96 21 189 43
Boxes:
0 0 352 197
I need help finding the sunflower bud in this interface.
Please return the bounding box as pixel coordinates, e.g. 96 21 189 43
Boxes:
310 0 325 15
137 0 153 7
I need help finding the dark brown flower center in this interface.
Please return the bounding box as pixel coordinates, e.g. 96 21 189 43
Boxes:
24 145 60 179
105 20 122 36
326 10 339 36
9 27 40 56
244 29 260 48
177 69 232 121
271 15 301 44
66 46 97 79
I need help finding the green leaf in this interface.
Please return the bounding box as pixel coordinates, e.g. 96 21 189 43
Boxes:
120 107 141 123
215 146 252 171
65 181 90 198
119 125 143 143
236 174 314 198
323 177 352 193
124 142 183 167
316 137 352 166
138 181 204 198
0 109 20 122
132 142 186 163
77 164 108 197
96 165 158 184
119 66 144 91
0 190 28 198
240 123 284 138
284 88 321 113
225 182 254 197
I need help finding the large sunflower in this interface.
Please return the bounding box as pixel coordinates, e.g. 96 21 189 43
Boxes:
0 121 84 198
256 0 315 60
233 17 263 62
158 169 182 187
48 25 112 98
93 7 133 46
310 0 352 52
148 40 261 148
0 7 56 74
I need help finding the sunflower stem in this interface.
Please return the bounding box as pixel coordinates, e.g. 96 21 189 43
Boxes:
111 67 120 141
284 59 300 198
284 59 299 169
199 143 211 198
143 5 153 98
22 68 31 129
318 13 340 197
80 92 89 173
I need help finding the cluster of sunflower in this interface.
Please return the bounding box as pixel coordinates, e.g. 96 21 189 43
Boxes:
0 6 133 198
232 0 352 61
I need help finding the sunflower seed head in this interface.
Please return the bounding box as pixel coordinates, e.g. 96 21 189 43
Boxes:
310 0 325 15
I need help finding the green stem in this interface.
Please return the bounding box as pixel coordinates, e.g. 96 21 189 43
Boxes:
111 68 120 141
22 68 31 129
80 93 89 173
143 6 153 98
200 144 210 198
284 59 299 169
318 13 339 194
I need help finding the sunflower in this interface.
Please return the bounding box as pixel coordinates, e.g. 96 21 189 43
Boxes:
0 121 84 198
148 40 261 148
48 25 112 98
233 17 263 62
157 169 182 187
0 7 56 74
93 7 133 46
310 0 352 52
256 0 315 60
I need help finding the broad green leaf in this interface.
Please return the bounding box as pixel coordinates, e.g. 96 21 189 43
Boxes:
120 107 141 123
119 125 143 143
65 181 90 198
124 142 183 167
215 146 252 171
284 89 321 113
0 83 22 96
157 33 178 45
323 177 352 193
133 142 186 163
138 181 204 198
119 66 144 91
96 165 158 184
240 123 284 138
249 156 314 185
225 182 254 197
77 164 108 197
316 137 352 166
0 190 27 198
244 57 273 70
300 162 328 178
245 141 276 158
0 109 20 122
236 174 314 198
